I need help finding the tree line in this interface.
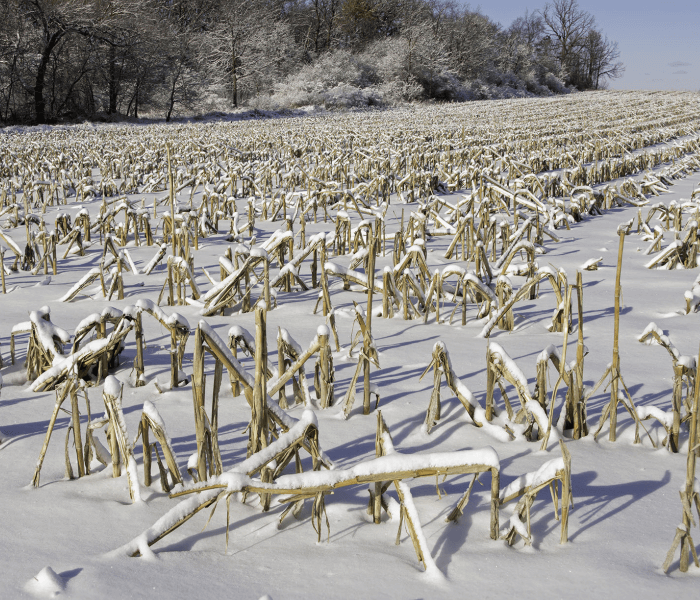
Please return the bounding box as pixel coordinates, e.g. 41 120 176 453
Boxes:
0 0 623 124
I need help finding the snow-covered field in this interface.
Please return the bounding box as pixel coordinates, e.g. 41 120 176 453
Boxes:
2 91 700 599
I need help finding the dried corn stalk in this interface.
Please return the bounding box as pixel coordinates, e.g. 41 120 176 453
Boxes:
500 440 573 546
420 341 483 432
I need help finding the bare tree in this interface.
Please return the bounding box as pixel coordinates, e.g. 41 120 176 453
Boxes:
96 2 154 116
12 0 139 122
0 0 627 121
0 0 31 121
338 0 406 50
509 10 545 48
540 0 595 86
306 0 341 53
583 30 624 89
444 6 499 81
204 0 295 107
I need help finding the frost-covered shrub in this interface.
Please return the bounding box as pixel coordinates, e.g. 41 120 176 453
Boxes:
363 34 463 102
362 39 410 92
494 72 530 94
542 72 571 94
467 78 527 101
414 71 469 102
376 79 423 105
249 37 573 110
459 67 575 101
321 85 382 109
258 50 381 109
255 87 320 111
521 71 554 96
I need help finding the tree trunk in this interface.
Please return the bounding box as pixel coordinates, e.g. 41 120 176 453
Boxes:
126 77 140 118
407 40 412 81
232 51 238 108
108 44 118 114
313 2 321 52
34 33 63 124
126 90 135 117
166 76 177 122
86 77 96 115
3 51 19 122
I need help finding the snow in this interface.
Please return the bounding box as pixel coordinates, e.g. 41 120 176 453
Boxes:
201 259 250 304
645 240 682 269
31 338 110 391
75 307 124 335
396 480 442 577
250 247 268 259
24 566 64 598
488 342 529 390
58 267 101 302
580 257 603 270
198 321 255 390
228 324 255 351
165 312 189 329
2 95 700 600
216 446 501 493
26 311 71 358
500 457 565 502
133 298 176 327
218 255 234 274
537 343 561 365
104 374 122 399
637 406 674 429
141 243 167 274
278 327 303 356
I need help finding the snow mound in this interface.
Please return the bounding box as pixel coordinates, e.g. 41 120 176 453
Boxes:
24 567 65 598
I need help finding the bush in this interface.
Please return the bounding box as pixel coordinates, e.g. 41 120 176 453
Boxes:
376 79 423 105
256 50 382 109
250 45 573 111
322 85 382 109
543 72 571 94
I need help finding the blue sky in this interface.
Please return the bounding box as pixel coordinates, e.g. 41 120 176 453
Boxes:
467 1 699 91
